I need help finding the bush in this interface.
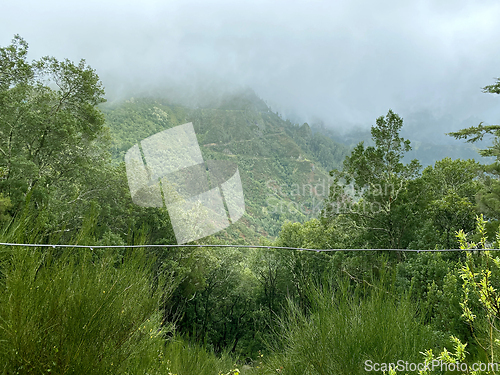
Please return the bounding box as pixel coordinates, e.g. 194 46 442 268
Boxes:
0 205 249 374
0 243 175 374
257 280 444 375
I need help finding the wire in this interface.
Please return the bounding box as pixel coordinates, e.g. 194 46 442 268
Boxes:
0 242 493 252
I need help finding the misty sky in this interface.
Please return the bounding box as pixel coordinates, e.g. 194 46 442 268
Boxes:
2 0 500 138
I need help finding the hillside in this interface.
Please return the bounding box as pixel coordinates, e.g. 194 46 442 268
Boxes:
101 92 350 243
101 90 490 244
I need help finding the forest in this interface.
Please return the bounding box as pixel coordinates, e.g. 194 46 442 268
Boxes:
2 36 500 375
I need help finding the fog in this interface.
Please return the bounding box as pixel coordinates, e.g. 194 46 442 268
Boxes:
2 0 500 137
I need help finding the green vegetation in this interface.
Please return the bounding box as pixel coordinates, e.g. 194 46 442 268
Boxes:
0 212 169 373
256 281 443 375
0 208 239 374
4 35 500 374
101 95 350 241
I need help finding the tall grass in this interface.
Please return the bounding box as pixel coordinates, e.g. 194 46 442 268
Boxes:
0 208 239 375
256 280 445 375
161 339 239 375
0 206 449 374
0 207 168 373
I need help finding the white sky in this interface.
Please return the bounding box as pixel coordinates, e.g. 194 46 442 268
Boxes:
2 0 500 136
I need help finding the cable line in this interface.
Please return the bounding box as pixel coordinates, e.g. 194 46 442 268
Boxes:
0 242 492 252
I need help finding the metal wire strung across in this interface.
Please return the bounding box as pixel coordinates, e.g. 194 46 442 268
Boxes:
0 242 492 252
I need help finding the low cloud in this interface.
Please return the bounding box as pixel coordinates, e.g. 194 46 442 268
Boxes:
2 0 500 131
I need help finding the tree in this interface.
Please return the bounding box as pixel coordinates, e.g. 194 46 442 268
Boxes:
0 36 167 244
324 109 421 249
448 78 500 222
0 35 107 213
409 158 481 250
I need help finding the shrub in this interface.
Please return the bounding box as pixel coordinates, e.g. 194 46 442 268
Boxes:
257 280 443 375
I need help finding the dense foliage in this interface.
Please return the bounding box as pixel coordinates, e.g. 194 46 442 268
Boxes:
3 36 500 374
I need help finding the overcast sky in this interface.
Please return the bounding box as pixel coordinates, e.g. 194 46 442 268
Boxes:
2 0 500 138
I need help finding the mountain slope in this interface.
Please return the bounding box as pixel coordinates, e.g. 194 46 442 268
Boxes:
101 93 350 243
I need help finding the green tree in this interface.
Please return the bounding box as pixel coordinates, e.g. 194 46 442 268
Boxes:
409 158 482 250
168 245 261 356
325 109 421 249
0 35 106 212
0 35 152 243
448 78 500 222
